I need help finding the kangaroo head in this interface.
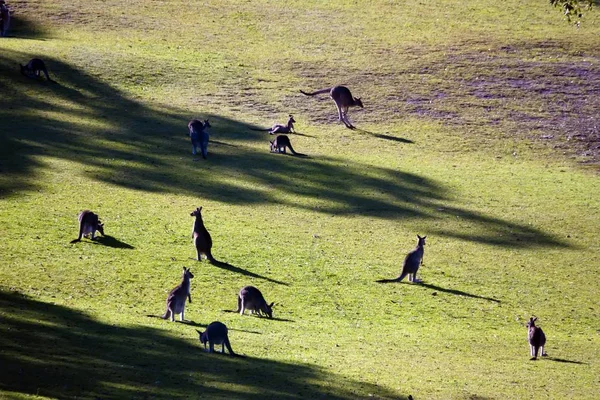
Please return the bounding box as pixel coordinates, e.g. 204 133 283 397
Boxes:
526 317 537 329
288 115 296 123
417 235 426 246
190 207 203 217
263 302 274 319
183 267 194 279
97 221 105 236
197 329 207 346
203 119 211 129
353 97 364 108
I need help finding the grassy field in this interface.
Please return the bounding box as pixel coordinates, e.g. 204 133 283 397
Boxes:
1 1 599 399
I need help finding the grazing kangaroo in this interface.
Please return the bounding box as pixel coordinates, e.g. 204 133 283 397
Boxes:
161 267 194 322
270 135 305 156
236 285 274 318
188 119 211 158
191 207 216 263
197 321 237 356
376 235 426 283
71 210 104 243
300 85 363 129
20 58 56 83
526 317 547 360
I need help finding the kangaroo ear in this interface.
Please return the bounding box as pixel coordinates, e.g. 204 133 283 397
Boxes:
198 206 202 211
533 317 537 322
98 222 104 227
269 302 275 308
417 234 422 239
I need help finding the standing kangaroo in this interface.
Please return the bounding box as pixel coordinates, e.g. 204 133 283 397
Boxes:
191 207 216 263
188 119 211 158
270 135 305 156
161 267 194 322
526 317 547 360
376 235 426 283
70 210 104 243
300 85 363 129
20 58 56 83
236 285 274 318
0 0 10 37
197 321 237 356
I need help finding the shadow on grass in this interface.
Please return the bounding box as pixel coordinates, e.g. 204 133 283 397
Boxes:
209 260 288 286
546 357 587 365
356 128 415 144
95 235 135 249
0 49 570 249
0 290 406 400
418 283 501 303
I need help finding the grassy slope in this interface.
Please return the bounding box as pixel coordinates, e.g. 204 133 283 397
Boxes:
1 1 599 399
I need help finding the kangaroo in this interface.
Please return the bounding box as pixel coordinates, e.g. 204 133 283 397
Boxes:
20 58 56 83
191 207 216 263
70 210 104 243
0 0 10 37
376 235 426 283
236 285 274 318
270 135 305 156
300 85 363 129
188 119 211 158
197 321 236 356
161 267 194 322
526 317 548 360
252 115 296 135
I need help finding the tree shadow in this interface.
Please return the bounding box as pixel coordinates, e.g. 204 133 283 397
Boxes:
417 283 501 303
209 260 288 286
4 14 48 39
0 49 570 249
0 290 406 400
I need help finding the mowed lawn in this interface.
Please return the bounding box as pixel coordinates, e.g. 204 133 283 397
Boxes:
1 1 599 399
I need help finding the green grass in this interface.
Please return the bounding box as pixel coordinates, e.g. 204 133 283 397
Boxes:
1 0 600 399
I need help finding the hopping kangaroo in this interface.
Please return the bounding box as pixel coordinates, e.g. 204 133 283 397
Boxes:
270 135 305 156
191 207 216 263
161 267 194 322
526 317 547 360
376 235 426 283
188 119 211 158
71 210 104 243
236 285 274 318
300 85 363 129
197 321 237 356
20 58 56 83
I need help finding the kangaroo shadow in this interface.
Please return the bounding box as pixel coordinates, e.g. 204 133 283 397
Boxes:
417 282 501 303
0 290 406 400
355 129 415 144
546 357 587 365
94 235 135 249
210 259 288 286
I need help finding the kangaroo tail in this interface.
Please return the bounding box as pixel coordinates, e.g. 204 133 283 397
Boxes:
225 338 236 356
287 143 307 157
375 277 402 283
300 88 331 96
72 221 84 243
235 295 242 313
207 251 219 264
43 68 56 83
